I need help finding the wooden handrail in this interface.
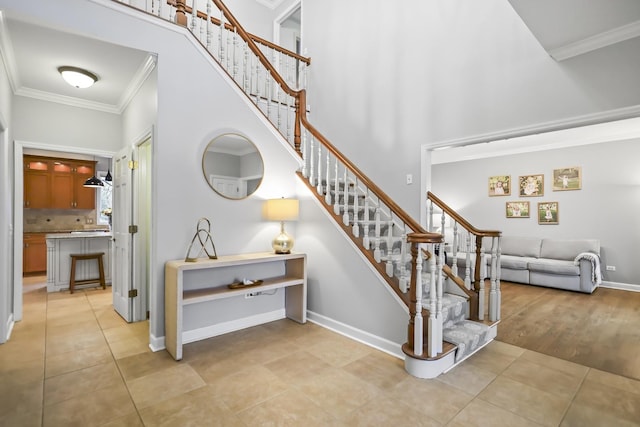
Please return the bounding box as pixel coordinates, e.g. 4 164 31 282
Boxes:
427 191 500 237
299 91 438 240
168 0 311 64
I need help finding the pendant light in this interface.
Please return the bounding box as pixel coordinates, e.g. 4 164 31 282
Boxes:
83 156 104 188
83 175 104 188
105 169 112 182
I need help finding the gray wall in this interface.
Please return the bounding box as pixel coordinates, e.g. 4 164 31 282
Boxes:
302 0 640 220
431 139 640 286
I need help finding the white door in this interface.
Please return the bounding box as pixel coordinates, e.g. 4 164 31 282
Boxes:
133 138 151 321
112 147 133 322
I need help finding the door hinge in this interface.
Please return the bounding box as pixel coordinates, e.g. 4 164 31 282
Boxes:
128 160 138 170
128 289 138 298
129 225 138 234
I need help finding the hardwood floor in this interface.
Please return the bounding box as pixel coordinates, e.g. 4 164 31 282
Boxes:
495 281 640 381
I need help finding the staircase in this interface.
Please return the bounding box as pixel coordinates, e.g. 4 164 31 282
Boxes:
115 0 502 378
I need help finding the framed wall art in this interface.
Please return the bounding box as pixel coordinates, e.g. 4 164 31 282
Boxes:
489 175 511 196
506 201 530 218
519 174 544 197
538 202 558 224
553 167 581 191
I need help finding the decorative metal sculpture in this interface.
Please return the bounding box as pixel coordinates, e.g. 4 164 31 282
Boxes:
185 217 218 262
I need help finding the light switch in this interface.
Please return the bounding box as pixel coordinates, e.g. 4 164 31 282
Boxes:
406 174 413 185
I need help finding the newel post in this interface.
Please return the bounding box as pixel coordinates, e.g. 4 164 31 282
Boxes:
175 0 188 26
293 94 302 156
406 239 419 351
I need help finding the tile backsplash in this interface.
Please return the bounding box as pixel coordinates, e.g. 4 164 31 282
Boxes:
24 210 109 232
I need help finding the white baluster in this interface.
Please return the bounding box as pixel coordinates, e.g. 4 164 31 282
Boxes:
373 208 381 262
200 12 206 42
399 229 408 292
436 245 444 353
414 244 424 356
206 1 212 50
428 201 434 231
386 220 394 276
265 73 271 118
254 63 261 106
464 233 472 289
301 128 308 178
362 190 370 249
452 222 459 277
226 23 231 71
308 135 315 186
232 29 239 80
333 161 340 215
342 170 349 226
488 236 498 321
352 179 359 237
190 0 197 34
428 243 437 357
243 41 249 93
316 143 322 194
276 85 282 131
324 154 331 205
218 14 224 68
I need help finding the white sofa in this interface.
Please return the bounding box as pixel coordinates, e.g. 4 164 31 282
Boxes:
497 236 601 293
446 236 602 294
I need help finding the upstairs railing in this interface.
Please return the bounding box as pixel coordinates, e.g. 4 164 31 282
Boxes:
427 191 502 322
113 0 494 360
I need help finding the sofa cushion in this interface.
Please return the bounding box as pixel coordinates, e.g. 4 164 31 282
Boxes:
528 259 580 276
500 255 535 270
540 239 600 260
500 236 542 258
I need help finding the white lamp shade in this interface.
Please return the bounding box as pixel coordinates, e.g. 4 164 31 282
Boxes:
263 198 299 221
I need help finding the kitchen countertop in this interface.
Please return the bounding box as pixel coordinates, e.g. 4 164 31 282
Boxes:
46 231 112 239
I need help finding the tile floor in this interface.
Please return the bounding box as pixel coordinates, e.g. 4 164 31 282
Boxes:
1 281 640 426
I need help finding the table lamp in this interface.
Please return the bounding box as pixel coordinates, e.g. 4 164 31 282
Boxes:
263 198 299 254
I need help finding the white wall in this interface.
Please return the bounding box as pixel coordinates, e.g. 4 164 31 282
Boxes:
302 0 640 220
431 139 640 287
12 97 122 150
0 50 13 343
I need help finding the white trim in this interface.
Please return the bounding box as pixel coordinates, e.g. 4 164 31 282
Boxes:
273 0 301 45
117 54 157 113
307 310 404 359
2 314 14 343
427 106 640 153
254 0 286 10
599 281 640 293
13 140 117 326
430 115 640 164
550 20 640 61
0 11 19 93
149 332 165 352
182 309 286 343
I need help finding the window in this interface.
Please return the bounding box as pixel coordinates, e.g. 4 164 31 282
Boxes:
96 171 113 225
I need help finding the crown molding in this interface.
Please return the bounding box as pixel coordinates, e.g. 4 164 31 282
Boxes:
550 19 640 61
0 11 19 93
253 0 286 10
15 86 121 114
117 53 157 112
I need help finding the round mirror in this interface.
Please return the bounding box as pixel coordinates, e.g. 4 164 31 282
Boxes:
202 133 264 199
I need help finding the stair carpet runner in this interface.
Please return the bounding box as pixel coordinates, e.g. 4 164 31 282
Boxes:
328 182 491 362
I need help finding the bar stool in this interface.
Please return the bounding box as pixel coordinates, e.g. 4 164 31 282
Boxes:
69 252 106 294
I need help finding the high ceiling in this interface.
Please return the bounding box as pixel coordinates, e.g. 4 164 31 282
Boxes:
0 15 153 114
507 0 640 60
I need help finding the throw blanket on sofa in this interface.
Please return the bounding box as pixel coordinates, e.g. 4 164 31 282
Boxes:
574 252 602 285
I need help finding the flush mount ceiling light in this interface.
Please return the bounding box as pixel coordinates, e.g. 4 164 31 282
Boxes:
58 66 98 89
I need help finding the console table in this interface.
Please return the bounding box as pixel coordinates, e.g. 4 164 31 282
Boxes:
164 252 306 360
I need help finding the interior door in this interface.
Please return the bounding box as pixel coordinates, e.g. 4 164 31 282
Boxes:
112 147 133 322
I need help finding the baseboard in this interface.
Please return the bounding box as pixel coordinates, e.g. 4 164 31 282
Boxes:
182 309 286 344
600 281 640 293
1 313 14 344
307 310 404 359
149 333 165 352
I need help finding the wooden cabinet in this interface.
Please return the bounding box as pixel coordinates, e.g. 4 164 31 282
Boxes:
24 156 96 210
23 233 47 274
165 252 307 360
24 158 51 208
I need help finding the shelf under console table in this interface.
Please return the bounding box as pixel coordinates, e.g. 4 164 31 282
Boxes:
165 252 307 360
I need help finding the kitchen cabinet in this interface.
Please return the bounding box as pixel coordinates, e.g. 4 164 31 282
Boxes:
23 233 47 274
24 158 51 208
24 156 96 210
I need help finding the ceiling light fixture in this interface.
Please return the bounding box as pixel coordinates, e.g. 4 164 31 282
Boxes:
58 66 98 89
